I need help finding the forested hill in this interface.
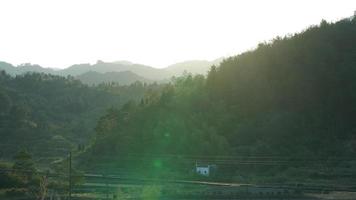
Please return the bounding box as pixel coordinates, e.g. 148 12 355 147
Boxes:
0 72 163 161
76 71 150 85
86 18 356 181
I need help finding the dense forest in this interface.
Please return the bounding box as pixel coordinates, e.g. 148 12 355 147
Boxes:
1 16 356 199
0 72 163 161
85 18 356 183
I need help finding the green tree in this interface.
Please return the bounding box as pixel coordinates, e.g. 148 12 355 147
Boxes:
0 90 11 114
12 150 36 184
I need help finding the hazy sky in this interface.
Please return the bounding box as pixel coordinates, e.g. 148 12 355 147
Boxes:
0 0 355 69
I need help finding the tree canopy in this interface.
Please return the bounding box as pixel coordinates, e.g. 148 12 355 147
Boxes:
86 18 356 183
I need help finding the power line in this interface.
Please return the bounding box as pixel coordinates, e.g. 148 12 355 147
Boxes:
83 156 356 166
2 168 356 194
88 153 356 161
3 144 355 161
69 151 72 200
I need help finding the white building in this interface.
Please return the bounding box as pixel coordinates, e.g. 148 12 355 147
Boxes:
196 165 210 176
195 163 216 176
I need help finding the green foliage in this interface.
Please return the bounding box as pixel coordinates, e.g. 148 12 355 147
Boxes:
141 185 161 200
204 18 356 156
0 90 11 114
0 72 163 161
0 161 23 189
12 150 36 173
88 18 356 183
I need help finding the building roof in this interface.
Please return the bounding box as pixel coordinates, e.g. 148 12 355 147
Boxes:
196 165 210 168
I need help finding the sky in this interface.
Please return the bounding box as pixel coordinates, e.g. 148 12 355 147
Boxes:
0 0 355 69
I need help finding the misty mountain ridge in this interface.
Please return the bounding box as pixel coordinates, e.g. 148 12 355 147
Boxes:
0 58 223 84
77 71 150 85
165 58 224 75
0 62 56 75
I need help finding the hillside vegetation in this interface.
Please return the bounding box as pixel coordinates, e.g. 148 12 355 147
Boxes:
76 71 150 85
0 72 162 160
86 18 356 182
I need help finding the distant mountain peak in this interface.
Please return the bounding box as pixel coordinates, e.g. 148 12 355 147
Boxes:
0 57 223 83
112 60 134 65
76 70 150 85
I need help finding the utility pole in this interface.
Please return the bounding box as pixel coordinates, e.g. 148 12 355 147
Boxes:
105 174 109 200
69 151 72 200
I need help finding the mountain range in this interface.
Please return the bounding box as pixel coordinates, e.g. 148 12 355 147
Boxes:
0 58 223 85
77 71 149 85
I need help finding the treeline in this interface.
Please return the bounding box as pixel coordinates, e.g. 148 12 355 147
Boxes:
0 149 82 199
86 18 356 182
0 72 163 160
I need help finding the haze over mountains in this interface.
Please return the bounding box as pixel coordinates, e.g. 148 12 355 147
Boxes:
77 71 149 85
0 58 223 85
